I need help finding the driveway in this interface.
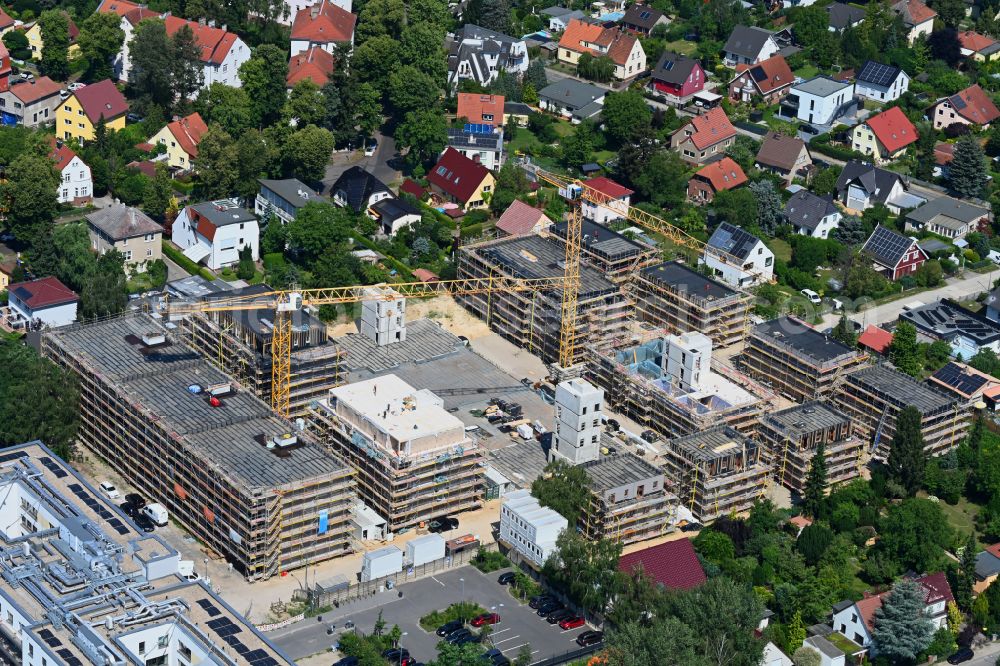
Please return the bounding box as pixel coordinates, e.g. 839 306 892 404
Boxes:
268 566 593 663
322 130 401 194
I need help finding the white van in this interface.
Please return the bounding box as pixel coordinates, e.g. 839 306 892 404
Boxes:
142 502 169 527
800 289 821 305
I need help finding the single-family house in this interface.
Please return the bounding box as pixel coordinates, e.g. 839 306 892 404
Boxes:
826 2 866 32
330 166 392 213
50 138 93 205
557 19 646 81
446 25 529 90
504 101 533 127
0 7 14 36
0 75 62 127
648 52 704 104
148 112 208 171
958 30 1000 61
932 84 1000 130
891 0 937 43
369 197 422 237
26 13 79 60
703 222 774 286
670 106 737 165
975 543 1000 593
723 25 779 66
495 200 552 236
278 0 350 25
858 325 894 355
831 572 953 653
762 643 793 666
854 61 910 102
851 106 918 163
928 361 1000 406
755 131 812 184
96 0 163 81
162 17 249 89
447 127 504 170
286 45 336 87
538 79 605 123
621 4 669 35
581 176 632 224
687 157 747 204
290 0 356 56
835 160 926 213
617 538 706 590
784 76 855 126
904 196 991 240
785 190 841 239
861 224 927 280
426 147 496 210
542 6 587 32
255 178 326 225
86 203 164 272
728 54 794 104
801 636 845 666
56 79 128 143
3 276 78 329
172 199 259 270
457 93 505 127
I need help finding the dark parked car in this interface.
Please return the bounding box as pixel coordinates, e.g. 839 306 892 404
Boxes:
333 658 359 666
382 648 410 661
428 516 459 533
529 595 554 609
576 631 604 647
800 124 820 135
125 493 145 509
437 620 465 637
446 629 472 644
134 513 155 532
454 633 482 646
680 522 703 533
546 609 573 624
947 648 974 664
120 501 138 518
536 601 563 616
497 571 516 585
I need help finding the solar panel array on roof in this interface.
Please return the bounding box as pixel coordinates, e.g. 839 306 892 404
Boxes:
664 60 675 70
38 456 68 478
38 629 62 649
57 648 82 666
859 61 899 87
0 451 27 464
953 95 968 110
463 123 494 134
207 616 280 666
864 225 913 266
750 66 767 81
933 362 989 396
65 482 131 535
640 10 651 18
197 598 223 617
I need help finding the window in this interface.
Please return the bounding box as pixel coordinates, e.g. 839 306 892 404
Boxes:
123 250 132 261
64 174 70 183
146 248 153 257
179 644 192 661
144 233 155 242
62 189 69 198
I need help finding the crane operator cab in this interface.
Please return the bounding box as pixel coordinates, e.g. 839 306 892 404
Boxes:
277 292 303 312
559 183 583 200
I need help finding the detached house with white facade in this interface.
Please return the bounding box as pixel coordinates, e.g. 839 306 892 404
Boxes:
784 76 855 126
97 0 163 81
50 138 92 205
499 489 567 568
723 25 780 66
447 24 528 90
785 190 841 239
557 19 646 81
172 198 260 270
703 222 774 286
581 176 633 224
290 0 356 56
854 61 910 102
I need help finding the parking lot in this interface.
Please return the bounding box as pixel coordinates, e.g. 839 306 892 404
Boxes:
268 566 594 663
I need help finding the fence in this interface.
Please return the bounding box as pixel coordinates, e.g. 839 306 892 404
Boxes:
529 644 603 666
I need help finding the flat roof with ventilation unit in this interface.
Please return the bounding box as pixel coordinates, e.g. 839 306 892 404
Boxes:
899 299 1000 345
760 400 851 439
669 425 759 463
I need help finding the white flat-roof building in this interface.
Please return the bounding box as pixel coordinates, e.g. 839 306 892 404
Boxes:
552 378 604 465
500 489 568 567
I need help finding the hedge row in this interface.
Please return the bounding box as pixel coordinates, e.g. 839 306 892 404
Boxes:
808 138 864 162
351 234 414 279
162 242 215 281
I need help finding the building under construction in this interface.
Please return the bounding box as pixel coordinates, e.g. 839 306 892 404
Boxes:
310 374 483 533
743 316 869 402
578 453 673 546
633 261 753 348
550 219 659 282
42 314 356 581
663 425 771 523
833 364 970 458
757 401 863 495
179 284 346 417
586 332 772 439
456 234 629 365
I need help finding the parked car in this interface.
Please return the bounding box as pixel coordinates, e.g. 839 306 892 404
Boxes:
67 82 86 91
497 571 516 585
559 617 586 630
437 620 464 637
536 601 563 616
333 657 359 666
99 481 120 499
482 649 504 664
680 522 703 533
125 493 145 509
120 502 138 518
576 631 604 647
400 657 417 666
445 629 472 644
947 648 974 664
546 609 572 624
800 124 820 135
382 648 410 661
133 513 155 533
364 139 377 156
471 613 500 627
454 633 481 646
799 288 821 305
529 594 555 609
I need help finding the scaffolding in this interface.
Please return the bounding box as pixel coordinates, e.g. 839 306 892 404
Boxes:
576 454 674 546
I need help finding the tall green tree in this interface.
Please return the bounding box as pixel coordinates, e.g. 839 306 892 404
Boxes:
80 250 128 319
286 201 354 264
196 83 255 135
193 125 240 199
877 498 953 573
605 617 701 666
0 339 79 459
950 133 989 198
957 533 978 611
284 124 334 183
467 0 511 33
750 180 784 235
396 108 446 167
602 90 652 144
238 44 289 127
872 579 935 660
531 459 589 525
38 10 71 81
662 577 764 666
353 82 383 140
142 162 173 219
170 24 204 109
831 313 857 347
887 406 926 495
543 530 622 615
387 65 439 117
4 150 59 248
802 441 827 519
78 11 125 81
282 79 328 127
888 321 922 377
130 19 174 110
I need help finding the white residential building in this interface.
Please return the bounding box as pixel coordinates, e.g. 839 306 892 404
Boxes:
447 24 529 90
551 378 604 465
786 76 855 126
785 190 842 239
3 276 78 329
854 61 910 102
360 286 406 346
580 176 633 224
702 222 774 287
499 489 568 567
51 139 92 205
172 199 259 270
664 332 712 392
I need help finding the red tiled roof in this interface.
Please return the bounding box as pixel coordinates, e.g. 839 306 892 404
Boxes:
945 84 1000 126
457 93 505 127
858 325 893 353
789 515 813 530
291 0 357 44
9 276 78 309
400 178 426 199
71 79 129 124
865 106 918 153
190 209 217 241
892 0 936 25
733 54 793 95
123 6 160 25
694 157 747 191
677 106 737 150
287 45 336 87
164 16 239 65
128 159 157 178
585 176 633 199
618 538 706 591
934 142 955 165
856 573 954 631
558 18 637 66
959 30 997 53
9 76 62 104
96 0 142 17
165 112 208 158
48 137 79 172
412 268 440 281
0 6 14 29
496 200 550 235
985 543 1000 559
427 148 492 204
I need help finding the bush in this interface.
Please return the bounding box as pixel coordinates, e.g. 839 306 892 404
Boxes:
509 570 542 603
418 602 487 631
162 243 215 281
472 548 510 573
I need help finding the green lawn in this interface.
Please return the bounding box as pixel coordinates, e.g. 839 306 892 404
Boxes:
793 64 820 79
664 39 698 56
767 238 792 263
919 492 981 541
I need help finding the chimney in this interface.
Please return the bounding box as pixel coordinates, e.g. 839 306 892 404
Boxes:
56 139 63 149
198 16 206 25
207 18 216 27
310 3 320 18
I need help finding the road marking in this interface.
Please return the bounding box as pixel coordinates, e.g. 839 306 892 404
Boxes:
493 635 521 645
430 577 445 587
491 628 511 636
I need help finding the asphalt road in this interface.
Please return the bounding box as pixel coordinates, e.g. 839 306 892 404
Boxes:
268 566 593 663
323 131 400 195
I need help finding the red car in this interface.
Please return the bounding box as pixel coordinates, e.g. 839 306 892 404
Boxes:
558 617 585 630
471 613 501 627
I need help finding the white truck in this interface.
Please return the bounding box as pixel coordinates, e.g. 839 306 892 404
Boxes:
142 502 169 527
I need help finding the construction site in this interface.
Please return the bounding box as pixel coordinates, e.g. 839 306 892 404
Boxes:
632 261 753 349
757 401 863 495
742 316 869 402
833 364 971 458
586 331 772 439
41 313 356 581
662 425 771 523
550 218 660 281
576 454 674 545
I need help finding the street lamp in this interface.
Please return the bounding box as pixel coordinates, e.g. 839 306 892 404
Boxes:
203 557 209 581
